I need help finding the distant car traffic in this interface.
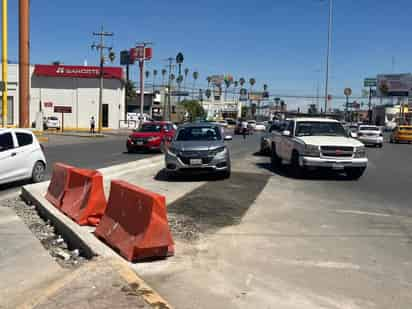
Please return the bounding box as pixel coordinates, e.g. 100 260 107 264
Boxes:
247 120 257 130
0 129 46 185
390 125 412 144
270 118 368 179
43 116 60 130
165 123 232 178
126 121 176 153
217 120 228 128
254 122 266 131
357 125 383 147
225 118 236 125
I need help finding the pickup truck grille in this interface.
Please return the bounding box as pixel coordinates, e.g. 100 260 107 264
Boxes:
321 146 354 157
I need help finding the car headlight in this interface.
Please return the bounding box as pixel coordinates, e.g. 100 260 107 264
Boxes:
303 144 320 157
354 146 366 158
210 146 227 156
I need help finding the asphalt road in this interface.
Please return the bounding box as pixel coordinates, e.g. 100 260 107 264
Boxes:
137 132 412 309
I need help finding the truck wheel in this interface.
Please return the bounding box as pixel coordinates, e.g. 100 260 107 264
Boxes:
291 151 304 179
346 167 366 180
271 144 281 170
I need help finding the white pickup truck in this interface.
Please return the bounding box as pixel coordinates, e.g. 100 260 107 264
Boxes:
270 118 368 179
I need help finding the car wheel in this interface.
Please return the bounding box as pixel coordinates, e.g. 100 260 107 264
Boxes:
346 167 366 180
127 146 134 153
378 143 383 148
31 161 46 183
290 151 304 179
271 144 281 170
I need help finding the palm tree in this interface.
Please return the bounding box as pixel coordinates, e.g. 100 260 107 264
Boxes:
263 84 268 92
249 78 256 91
184 68 189 90
152 69 158 90
207 76 212 89
233 80 239 101
224 76 233 101
161 69 167 87
239 77 245 87
192 71 199 99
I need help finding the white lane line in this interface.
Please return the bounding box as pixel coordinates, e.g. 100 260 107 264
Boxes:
335 209 392 217
273 258 361 270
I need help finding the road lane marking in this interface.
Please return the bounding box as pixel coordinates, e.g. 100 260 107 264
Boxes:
334 209 392 217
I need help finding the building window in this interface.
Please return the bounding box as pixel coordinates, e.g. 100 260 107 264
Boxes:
172 106 176 114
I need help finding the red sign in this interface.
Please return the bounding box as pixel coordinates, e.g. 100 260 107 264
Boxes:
130 47 153 61
34 65 123 80
54 106 72 113
44 102 53 108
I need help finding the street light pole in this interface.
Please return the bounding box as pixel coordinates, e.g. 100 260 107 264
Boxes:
324 0 333 114
92 27 114 133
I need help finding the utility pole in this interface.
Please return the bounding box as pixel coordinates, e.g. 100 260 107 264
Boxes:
368 86 372 124
165 57 174 121
324 0 333 114
92 27 114 133
19 0 29 127
2 0 8 127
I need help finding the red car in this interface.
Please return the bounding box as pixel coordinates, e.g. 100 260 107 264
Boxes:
127 121 176 153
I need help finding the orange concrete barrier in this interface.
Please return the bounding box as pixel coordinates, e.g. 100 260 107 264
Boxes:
45 163 75 208
95 180 174 262
60 168 107 226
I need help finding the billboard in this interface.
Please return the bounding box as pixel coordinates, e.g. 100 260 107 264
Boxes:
249 92 264 101
209 75 224 86
377 74 412 97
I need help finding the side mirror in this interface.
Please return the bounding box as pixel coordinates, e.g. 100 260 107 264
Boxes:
282 130 291 137
224 135 233 141
349 131 357 138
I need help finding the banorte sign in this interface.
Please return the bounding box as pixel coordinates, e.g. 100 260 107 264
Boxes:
33 65 123 80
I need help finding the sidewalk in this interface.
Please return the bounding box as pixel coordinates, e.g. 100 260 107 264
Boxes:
0 206 63 309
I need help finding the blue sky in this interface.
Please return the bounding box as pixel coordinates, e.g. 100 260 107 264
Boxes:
4 0 412 108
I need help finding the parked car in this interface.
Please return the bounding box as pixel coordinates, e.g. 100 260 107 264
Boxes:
254 122 266 131
43 116 60 130
247 120 257 130
270 118 368 179
165 123 232 178
217 120 228 128
126 121 176 153
357 125 383 147
0 129 46 185
390 125 412 144
225 118 236 126
260 122 286 155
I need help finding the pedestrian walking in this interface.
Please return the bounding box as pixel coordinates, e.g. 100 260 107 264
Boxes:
241 119 248 140
90 116 96 134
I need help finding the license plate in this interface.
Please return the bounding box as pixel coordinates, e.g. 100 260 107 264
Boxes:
190 158 202 165
332 163 344 170
136 141 143 145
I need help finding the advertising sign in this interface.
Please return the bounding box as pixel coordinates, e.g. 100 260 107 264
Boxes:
239 88 248 101
344 88 352 97
54 106 72 113
209 75 224 86
364 78 377 87
120 50 130 65
377 74 412 97
34 65 123 80
249 92 264 101
130 47 153 62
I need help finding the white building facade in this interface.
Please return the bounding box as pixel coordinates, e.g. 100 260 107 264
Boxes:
1 64 125 129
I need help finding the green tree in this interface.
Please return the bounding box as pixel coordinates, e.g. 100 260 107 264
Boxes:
181 99 205 121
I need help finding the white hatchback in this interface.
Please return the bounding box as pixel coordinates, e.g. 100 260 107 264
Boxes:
0 129 47 185
357 125 383 147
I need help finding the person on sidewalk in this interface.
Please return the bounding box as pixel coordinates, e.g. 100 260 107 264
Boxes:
241 119 248 140
90 116 96 134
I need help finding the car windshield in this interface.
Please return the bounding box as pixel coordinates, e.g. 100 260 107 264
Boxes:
360 126 379 131
139 124 162 132
49 117 58 121
295 121 346 137
176 126 222 141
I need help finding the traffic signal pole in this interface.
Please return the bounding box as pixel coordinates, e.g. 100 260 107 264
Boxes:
368 87 372 124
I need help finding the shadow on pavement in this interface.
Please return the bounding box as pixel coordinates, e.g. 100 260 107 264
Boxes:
167 171 270 234
0 179 31 192
255 162 355 182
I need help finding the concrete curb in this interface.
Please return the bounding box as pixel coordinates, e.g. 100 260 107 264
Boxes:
20 156 172 309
